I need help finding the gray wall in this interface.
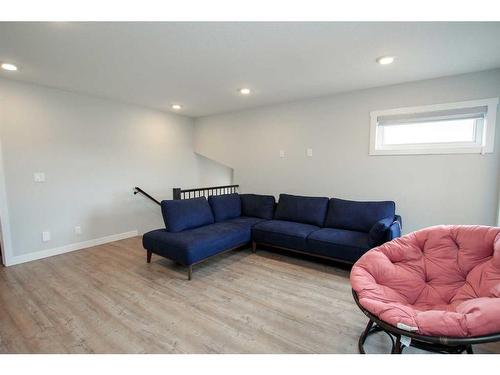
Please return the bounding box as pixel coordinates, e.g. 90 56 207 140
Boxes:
1 69 498 261
0 78 232 258
194 69 500 233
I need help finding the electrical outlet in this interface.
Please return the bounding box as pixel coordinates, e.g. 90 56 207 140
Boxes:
34 172 46 182
306 148 313 157
74 226 82 235
279 150 285 158
42 231 51 242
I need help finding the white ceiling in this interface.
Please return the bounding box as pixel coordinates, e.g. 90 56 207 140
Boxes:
1 22 500 117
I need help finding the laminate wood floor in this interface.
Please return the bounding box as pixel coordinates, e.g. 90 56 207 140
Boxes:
1 236 499 354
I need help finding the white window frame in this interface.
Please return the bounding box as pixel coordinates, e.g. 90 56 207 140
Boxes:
369 98 498 156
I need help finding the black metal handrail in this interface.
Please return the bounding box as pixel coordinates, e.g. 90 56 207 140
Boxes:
133 187 161 206
173 184 239 200
134 184 239 205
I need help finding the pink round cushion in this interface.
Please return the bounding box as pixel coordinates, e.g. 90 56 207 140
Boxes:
351 225 500 337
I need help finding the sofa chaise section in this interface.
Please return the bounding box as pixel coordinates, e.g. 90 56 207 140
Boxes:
143 222 251 279
143 193 275 279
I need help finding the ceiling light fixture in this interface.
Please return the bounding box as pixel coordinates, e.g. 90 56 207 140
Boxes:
1 62 18 71
239 88 251 95
171 104 182 110
376 56 395 65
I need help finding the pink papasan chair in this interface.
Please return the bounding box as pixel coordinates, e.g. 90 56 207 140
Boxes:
351 225 500 354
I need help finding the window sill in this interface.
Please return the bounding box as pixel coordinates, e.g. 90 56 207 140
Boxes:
369 146 488 156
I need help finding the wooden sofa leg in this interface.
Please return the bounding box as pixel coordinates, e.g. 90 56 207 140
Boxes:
252 241 257 253
146 250 152 263
188 265 193 280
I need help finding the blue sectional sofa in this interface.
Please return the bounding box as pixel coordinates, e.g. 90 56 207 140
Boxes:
142 193 401 279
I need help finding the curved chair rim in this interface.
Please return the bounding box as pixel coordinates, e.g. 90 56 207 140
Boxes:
352 289 500 346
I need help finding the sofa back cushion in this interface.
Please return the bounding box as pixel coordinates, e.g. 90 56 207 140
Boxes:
274 194 329 227
208 193 242 222
161 197 214 232
325 198 395 233
240 194 276 219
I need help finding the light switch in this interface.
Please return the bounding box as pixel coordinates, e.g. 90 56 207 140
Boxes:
42 231 51 242
34 172 46 182
307 148 313 157
74 226 82 235
279 150 285 158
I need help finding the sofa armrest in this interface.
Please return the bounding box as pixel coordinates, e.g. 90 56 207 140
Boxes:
387 215 402 241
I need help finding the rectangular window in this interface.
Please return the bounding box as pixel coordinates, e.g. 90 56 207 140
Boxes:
370 98 498 155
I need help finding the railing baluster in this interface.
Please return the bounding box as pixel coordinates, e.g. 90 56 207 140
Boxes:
172 185 239 200
138 185 238 205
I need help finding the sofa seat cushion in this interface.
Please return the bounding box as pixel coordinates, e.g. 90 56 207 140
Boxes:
161 197 214 233
307 228 371 263
240 194 276 219
142 222 251 265
225 216 268 228
252 219 320 251
325 198 395 233
208 193 241 222
274 194 329 227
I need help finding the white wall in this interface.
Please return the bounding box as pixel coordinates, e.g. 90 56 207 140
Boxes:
196 154 234 187
194 69 500 233
0 78 231 263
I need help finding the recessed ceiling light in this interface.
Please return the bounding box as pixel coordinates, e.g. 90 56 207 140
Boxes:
239 88 251 95
1 62 18 71
171 104 182 110
376 56 395 65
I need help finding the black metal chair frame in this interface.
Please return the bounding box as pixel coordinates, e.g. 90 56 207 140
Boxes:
352 289 500 354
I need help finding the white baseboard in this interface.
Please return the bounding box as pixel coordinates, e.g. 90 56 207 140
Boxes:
6 230 139 266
